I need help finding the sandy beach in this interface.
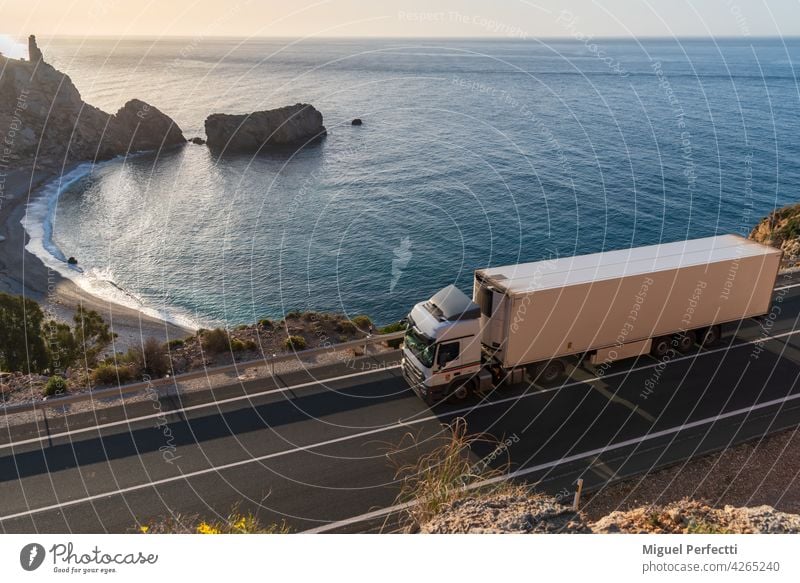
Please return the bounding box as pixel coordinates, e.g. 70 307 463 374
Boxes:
0 163 195 351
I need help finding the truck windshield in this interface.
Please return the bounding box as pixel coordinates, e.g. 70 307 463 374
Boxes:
404 327 436 368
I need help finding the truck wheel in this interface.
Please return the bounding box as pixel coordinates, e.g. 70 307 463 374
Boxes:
448 378 474 401
673 330 696 353
651 336 672 358
699 325 721 347
539 360 565 384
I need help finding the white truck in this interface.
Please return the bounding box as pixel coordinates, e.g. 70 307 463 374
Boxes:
401 234 782 404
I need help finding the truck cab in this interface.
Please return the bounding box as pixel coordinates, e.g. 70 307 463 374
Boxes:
401 285 484 404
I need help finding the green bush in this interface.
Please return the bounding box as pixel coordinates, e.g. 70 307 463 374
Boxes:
284 335 307 350
352 315 372 331
92 364 132 386
244 340 258 351
137 337 171 377
379 321 406 334
336 320 356 334
258 318 273 329
167 338 185 349
44 375 68 397
230 339 246 352
201 328 230 354
302 311 320 322
285 310 302 320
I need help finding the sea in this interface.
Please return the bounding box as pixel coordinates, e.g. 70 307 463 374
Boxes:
20 36 800 328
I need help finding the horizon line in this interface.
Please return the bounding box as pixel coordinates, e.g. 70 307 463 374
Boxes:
10 33 800 42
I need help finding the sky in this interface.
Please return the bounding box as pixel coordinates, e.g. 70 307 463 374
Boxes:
0 0 798 40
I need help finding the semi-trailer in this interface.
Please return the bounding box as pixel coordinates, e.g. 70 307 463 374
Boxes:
401 234 782 404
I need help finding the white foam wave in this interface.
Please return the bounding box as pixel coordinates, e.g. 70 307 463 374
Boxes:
21 164 204 331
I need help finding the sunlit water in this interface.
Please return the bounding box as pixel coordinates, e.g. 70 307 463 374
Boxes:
24 37 800 327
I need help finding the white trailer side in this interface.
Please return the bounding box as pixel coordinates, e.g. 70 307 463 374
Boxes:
474 235 781 369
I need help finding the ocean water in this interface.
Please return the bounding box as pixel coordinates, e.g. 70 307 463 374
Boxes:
24 37 800 327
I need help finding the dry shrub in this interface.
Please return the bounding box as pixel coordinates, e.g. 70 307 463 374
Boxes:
386 417 516 530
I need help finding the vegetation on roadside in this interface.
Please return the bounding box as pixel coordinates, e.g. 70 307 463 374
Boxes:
137 506 291 534
386 417 516 530
0 292 115 374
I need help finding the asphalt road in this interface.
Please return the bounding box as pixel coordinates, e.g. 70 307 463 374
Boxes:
2 272 800 533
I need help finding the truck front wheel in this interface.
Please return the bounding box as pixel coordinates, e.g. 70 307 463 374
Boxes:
447 377 475 401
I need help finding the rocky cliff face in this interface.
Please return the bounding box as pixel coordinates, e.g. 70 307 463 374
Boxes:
0 36 185 167
419 492 800 534
204 103 326 154
749 203 800 266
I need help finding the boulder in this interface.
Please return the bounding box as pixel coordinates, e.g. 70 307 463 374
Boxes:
204 103 326 154
189 137 206 145
351 118 363 126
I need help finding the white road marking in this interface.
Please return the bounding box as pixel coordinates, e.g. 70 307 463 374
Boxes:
0 366 402 450
2 327 799 523
305 387 800 533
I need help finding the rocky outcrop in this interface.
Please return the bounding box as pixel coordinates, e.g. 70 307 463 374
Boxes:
0 35 185 167
204 103 326 154
420 492 589 534
749 203 800 267
420 493 800 534
110 99 186 153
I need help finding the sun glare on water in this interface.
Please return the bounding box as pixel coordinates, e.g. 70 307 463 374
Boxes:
0 35 27 59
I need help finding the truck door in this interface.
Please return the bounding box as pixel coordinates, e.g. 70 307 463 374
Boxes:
434 341 462 383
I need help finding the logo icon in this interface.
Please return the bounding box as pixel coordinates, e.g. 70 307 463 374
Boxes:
20 543 46 571
390 236 412 293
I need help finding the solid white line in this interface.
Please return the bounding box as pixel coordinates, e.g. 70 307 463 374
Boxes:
0 366 401 450
2 326 799 523
774 282 800 291
305 387 800 533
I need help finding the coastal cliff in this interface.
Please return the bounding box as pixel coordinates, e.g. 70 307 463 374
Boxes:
749 203 800 267
0 35 185 167
204 103 326 154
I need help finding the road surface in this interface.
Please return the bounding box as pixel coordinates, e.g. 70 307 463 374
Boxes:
2 273 800 533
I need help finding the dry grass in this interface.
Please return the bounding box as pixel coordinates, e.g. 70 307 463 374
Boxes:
386 417 524 531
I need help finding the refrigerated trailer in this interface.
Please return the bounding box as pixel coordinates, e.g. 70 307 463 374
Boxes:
401 234 782 404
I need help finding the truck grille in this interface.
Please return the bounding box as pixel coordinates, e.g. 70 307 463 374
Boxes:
402 358 425 393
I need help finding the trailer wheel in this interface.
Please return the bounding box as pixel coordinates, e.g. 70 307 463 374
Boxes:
699 325 722 347
673 331 696 353
651 336 672 358
539 360 565 384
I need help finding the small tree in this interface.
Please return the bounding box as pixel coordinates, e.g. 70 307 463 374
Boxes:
0 292 49 373
73 306 114 365
44 320 79 372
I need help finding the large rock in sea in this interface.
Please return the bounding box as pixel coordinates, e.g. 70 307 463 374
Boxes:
0 35 185 165
204 103 326 154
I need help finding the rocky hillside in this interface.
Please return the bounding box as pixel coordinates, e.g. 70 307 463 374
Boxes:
0 35 185 167
749 203 800 267
420 492 800 534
